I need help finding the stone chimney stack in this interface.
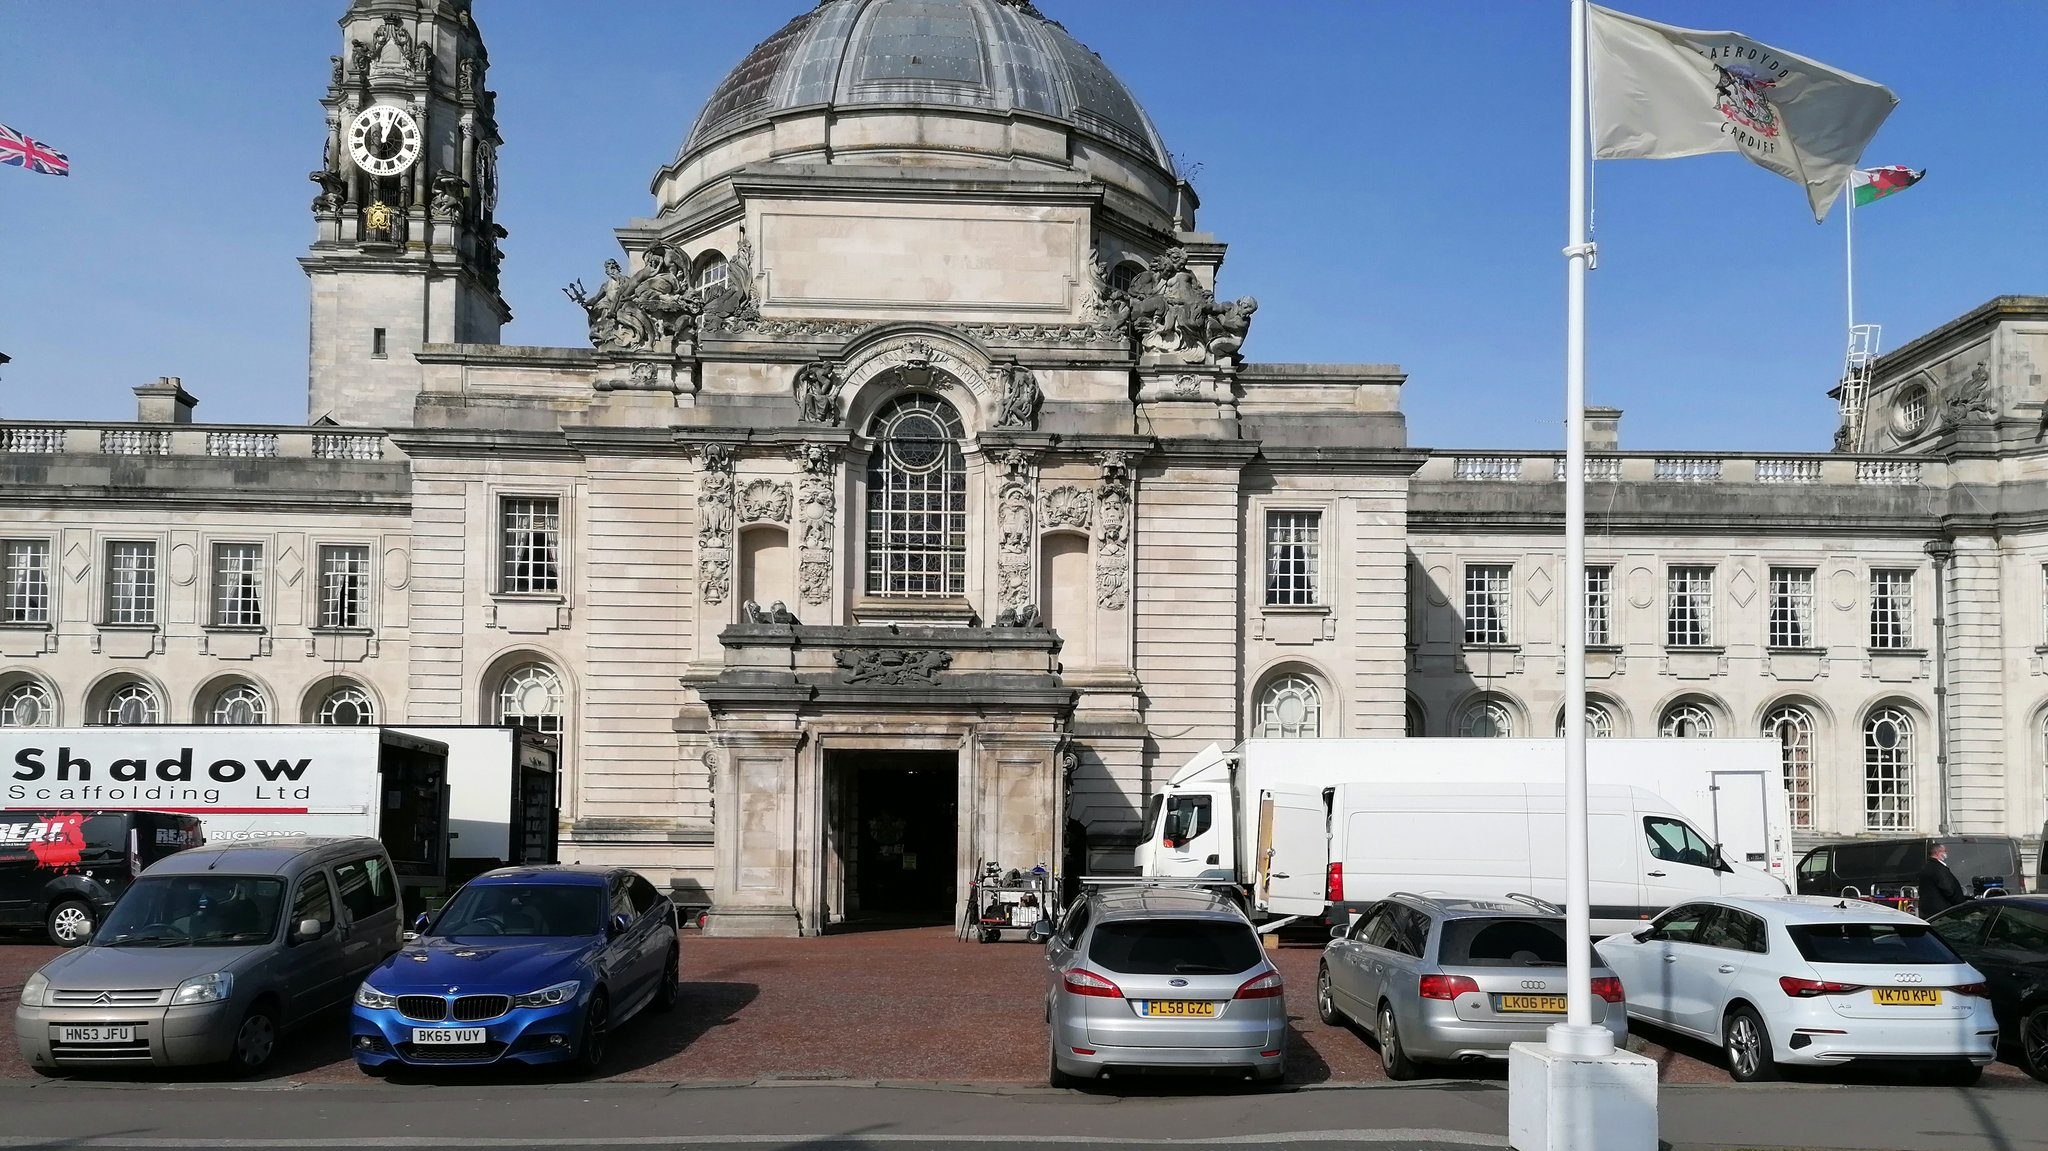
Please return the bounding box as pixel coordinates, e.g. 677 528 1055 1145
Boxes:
1584 406 1621 451
134 377 198 423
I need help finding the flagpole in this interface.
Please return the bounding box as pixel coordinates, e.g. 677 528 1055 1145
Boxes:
1846 178 1856 345
1549 0 1609 1058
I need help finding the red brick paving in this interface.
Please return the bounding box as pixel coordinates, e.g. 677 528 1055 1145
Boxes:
2 931 2037 1089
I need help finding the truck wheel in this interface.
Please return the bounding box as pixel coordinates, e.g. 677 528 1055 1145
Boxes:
1315 963 1345 1026
1377 1003 1418 1081
46 900 94 948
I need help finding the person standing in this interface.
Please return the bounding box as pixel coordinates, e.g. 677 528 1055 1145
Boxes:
1915 842 1968 918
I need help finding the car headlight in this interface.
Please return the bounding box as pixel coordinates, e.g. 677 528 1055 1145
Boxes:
354 983 398 1010
171 972 234 1006
511 980 581 1009
19 972 49 1008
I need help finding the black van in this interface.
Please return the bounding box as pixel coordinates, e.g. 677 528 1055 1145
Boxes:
1796 835 2025 903
0 810 205 946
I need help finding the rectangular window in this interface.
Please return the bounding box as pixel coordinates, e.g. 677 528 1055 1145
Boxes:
1767 567 1816 649
371 327 388 358
1463 564 1512 645
1666 565 1715 647
1263 511 1322 606
2 540 51 625
319 545 371 630
212 543 265 627
1584 564 1612 646
104 541 157 626
499 497 561 595
1869 569 1914 649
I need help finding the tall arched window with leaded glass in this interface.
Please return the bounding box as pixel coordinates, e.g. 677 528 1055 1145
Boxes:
865 394 967 597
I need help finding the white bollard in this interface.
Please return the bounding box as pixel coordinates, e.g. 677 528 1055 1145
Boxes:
1508 1041 1658 1151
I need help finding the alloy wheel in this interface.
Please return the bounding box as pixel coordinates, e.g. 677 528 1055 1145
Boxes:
1315 964 1341 1025
48 903 91 946
2023 1008 2048 1084
1727 1015 1761 1079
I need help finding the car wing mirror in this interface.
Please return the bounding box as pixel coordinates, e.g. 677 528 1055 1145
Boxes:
1330 923 1349 940
1028 920 1053 945
607 913 632 939
292 918 326 944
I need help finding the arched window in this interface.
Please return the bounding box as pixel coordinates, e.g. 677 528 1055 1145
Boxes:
318 684 377 726
1110 260 1144 295
1556 701 1616 739
1458 698 1514 738
1404 697 1426 738
1660 702 1715 738
208 683 267 725
1763 706 1816 830
865 394 967 597
693 252 729 295
101 682 161 726
1257 674 1322 739
1 681 55 727
495 662 565 737
1863 706 1915 831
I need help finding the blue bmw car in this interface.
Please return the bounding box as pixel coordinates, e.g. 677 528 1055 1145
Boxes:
350 866 678 1073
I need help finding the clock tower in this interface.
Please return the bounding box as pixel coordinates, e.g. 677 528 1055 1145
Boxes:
302 0 509 427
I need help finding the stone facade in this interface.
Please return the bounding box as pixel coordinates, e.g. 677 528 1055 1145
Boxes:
0 1 2040 938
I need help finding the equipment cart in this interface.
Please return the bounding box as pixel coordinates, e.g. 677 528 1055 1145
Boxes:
968 860 1056 943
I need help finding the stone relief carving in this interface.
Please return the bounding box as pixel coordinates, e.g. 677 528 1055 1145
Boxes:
1941 359 1998 427
1094 451 1134 611
797 444 837 607
709 315 1121 347
1042 485 1092 530
565 230 757 357
792 358 843 425
992 364 1043 430
996 453 1036 619
696 443 737 605
368 15 415 75
834 648 953 686
742 600 799 624
739 479 792 524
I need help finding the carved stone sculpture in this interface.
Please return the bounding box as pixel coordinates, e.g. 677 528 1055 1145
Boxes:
370 15 414 73
349 40 372 77
458 58 481 97
1041 485 1092 530
1094 451 1134 611
998 484 1033 555
413 41 434 81
1941 360 1998 427
834 648 953 686
696 443 737 605
793 359 843 425
566 238 751 356
993 363 1043 430
743 600 799 625
797 444 837 607
429 172 467 222
994 604 1041 628
309 169 349 215
1123 248 1259 368
330 55 345 90
740 479 792 524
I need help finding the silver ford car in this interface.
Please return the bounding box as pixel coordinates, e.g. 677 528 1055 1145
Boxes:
1043 883 1285 1086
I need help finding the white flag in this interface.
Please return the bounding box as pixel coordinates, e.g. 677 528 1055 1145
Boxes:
1588 4 1897 222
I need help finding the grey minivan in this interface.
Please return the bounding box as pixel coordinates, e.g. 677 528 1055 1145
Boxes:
14 836 403 1076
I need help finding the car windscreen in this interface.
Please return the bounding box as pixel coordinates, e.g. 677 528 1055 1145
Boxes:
97 875 286 947
433 882 605 938
1439 917 1567 967
1784 922 1961 965
1087 918 1262 976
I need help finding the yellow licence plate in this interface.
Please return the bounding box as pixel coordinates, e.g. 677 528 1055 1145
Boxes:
1496 995 1569 1014
1140 1000 1217 1017
1872 988 1942 1006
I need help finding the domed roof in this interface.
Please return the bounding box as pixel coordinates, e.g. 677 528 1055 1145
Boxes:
683 0 1173 173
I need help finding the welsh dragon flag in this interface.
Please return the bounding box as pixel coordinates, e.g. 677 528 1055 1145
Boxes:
1853 165 1924 206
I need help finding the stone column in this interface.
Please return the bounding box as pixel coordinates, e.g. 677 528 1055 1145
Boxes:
703 727 806 938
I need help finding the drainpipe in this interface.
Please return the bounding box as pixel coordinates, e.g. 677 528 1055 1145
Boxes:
1924 538 1954 834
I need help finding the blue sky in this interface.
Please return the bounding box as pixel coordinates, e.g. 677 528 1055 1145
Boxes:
2 1 2041 451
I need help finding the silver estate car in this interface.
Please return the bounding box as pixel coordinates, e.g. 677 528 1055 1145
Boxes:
1317 893 1628 1078
15 836 403 1076
1043 883 1286 1086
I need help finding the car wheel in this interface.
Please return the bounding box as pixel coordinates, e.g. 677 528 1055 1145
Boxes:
1047 1037 1079 1089
2022 1006 2048 1085
1377 1002 1418 1081
1315 963 1345 1026
227 1003 280 1077
574 990 609 1074
46 900 94 948
650 947 680 1014
1723 1005 1778 1083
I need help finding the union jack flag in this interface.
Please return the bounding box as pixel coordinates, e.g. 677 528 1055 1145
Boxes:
0 123 69 176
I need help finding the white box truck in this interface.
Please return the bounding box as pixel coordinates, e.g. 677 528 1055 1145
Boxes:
3 726 450 904
392 725 560 883
1133 738 1790 934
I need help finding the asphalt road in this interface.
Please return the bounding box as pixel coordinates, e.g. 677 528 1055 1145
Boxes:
0 1079 2043 1151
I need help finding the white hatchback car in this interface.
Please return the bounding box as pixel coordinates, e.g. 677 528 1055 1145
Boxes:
1596 896 1999 1083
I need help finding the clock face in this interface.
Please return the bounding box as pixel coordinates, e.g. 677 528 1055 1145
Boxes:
348 105 423 177
476 144 498 213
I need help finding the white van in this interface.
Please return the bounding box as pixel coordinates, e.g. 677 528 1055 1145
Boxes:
1326 782 1786 937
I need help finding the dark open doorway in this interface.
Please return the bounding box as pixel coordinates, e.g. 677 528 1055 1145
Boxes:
831 750 958 926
